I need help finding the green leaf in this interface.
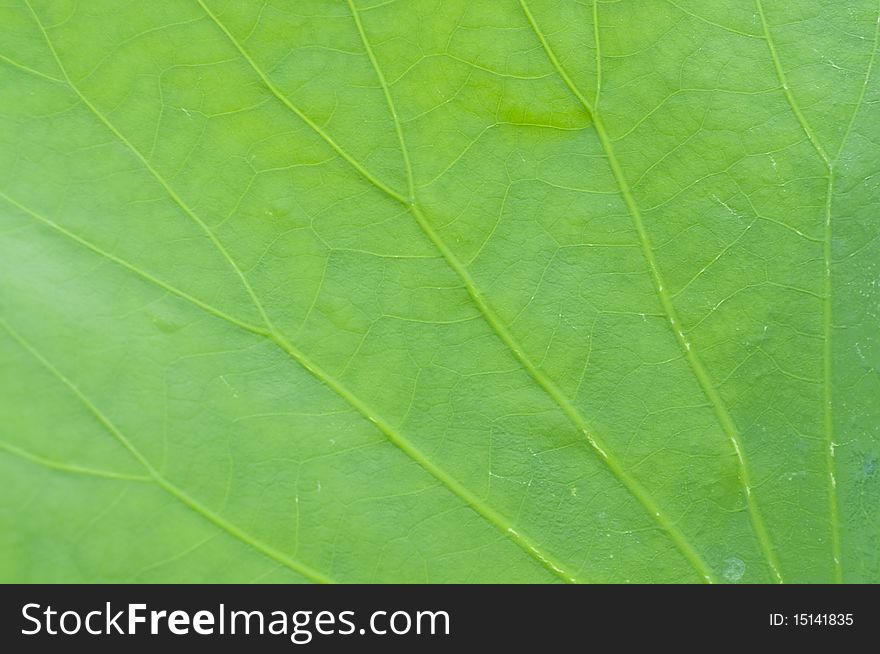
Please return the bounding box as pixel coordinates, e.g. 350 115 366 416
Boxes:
1 0 878 583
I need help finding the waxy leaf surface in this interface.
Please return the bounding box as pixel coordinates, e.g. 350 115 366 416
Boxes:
1 0 878 583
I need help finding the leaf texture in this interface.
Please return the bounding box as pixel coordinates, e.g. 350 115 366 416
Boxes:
1 0 878 583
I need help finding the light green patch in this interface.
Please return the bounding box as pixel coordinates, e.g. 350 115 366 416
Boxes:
1 0 878 583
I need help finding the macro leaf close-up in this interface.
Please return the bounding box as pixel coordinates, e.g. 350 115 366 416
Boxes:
1 0 878 585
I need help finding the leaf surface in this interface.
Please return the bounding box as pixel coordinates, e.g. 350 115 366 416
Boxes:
1 0 878 583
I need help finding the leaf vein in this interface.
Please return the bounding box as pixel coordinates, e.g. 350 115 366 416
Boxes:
0 318 335 584
520 0 784 583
